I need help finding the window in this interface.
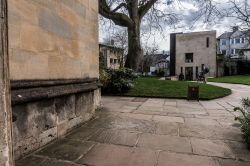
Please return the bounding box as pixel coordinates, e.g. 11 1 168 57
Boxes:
185 53 193 63
196 66 199 79
235 38 241 44
181 67 183 73
110 58 113 64
221 39 226 46
231 49 235 54
221 50 227 55
114 59 117 64
230 39 234 44
235 49 240 54
241 38 245 43
206 37 209 48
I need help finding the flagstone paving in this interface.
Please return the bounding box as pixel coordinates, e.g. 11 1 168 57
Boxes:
16 82 250 166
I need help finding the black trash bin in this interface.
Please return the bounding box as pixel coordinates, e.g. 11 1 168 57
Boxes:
187 85 199 101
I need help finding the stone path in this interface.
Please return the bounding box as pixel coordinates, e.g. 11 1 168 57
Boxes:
16 83 250 166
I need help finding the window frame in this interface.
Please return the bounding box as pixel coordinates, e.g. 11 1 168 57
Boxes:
110 58 113 64
235 38 241 44
185 53 194 63
221 39 227 46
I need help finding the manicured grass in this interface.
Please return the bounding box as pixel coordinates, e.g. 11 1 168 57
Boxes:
122 77 231 100
208 75 250 85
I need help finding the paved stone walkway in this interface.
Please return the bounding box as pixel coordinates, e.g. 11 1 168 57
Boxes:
16 83 250 166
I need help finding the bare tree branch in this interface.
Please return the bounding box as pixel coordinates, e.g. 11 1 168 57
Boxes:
99 0 133 27
139 0 158 19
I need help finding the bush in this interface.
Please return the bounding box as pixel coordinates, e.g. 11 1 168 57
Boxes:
100 68 137 93
234 98 250 147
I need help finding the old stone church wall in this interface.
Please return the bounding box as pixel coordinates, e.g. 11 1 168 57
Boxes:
8 0 100 160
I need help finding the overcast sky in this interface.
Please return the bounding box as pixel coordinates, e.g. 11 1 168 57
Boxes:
99 0 243 51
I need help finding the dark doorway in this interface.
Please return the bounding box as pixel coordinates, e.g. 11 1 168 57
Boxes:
185 67 193 81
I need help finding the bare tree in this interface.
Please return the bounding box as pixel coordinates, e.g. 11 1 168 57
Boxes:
139 43 159 73
228 0 250 28
99 0 162 70
99 0 221 70
111 28 128 68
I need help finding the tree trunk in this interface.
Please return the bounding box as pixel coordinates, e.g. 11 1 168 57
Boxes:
125 21 142 71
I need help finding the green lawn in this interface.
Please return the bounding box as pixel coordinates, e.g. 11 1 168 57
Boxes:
208 75 250 85
122 77 231 100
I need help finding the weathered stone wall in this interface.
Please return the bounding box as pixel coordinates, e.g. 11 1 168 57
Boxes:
12 89 100 159
176 31 217 80
8 0 99 80
7 0 100 160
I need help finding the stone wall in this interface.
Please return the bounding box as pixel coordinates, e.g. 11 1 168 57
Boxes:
0 0 14 165
175 31 217 80
12 87 100 159
8 0 99 80
7 0 100 160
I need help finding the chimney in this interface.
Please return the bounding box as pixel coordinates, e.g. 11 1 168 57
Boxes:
232 26 239 32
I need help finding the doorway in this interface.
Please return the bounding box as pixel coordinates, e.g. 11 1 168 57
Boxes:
185 67 193 81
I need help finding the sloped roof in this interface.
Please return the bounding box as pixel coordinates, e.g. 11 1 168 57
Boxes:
218 29 250 39
217 32 233 39
99 43 123 51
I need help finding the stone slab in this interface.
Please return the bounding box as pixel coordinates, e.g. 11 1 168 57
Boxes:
179 124 242 141
155 122 179 136
120 113 153 121
184 118 220 126
37 139 95 161
158 151 219 166
224 141 250 162
190 138 235 159
65 127 103 141
16 156 45 166
89 129 139 147
77 144 157 166
217 159 250 166
138 133 192 153
153 115 184 123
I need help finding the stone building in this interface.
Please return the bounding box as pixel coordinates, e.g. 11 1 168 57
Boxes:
170 31 217 80
0 0 100 163
99 43 124 69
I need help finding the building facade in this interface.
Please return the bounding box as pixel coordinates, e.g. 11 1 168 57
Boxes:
8 0 100 160
99 44 124 69
218 27 250 59
170 31 217 80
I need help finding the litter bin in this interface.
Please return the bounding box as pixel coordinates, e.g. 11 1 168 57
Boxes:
187 85 199 101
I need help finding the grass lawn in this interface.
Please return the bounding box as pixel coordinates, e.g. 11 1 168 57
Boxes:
122 77 231 100
208 75 250 85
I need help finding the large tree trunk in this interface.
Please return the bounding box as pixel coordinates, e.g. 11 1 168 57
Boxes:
125 21 142 71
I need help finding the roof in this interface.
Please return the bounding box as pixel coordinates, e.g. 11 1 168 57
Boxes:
218 29 250 39
99 43 123 51
217 32 233 39
155 59 169 64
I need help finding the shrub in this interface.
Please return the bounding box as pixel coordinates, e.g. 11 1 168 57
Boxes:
100 68 137 93
234 98 250 147
99 69 110 88
156 70 165 77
